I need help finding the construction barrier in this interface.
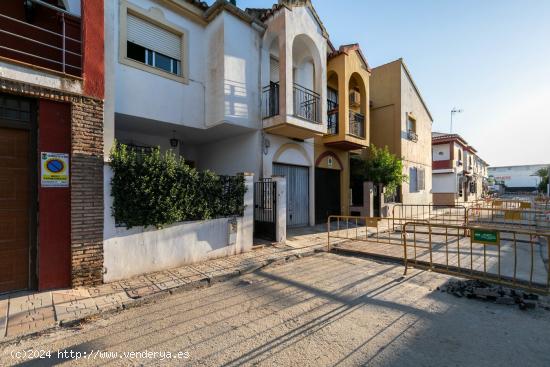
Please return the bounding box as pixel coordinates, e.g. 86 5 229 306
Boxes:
402 222 550 294
466 207 550 233
392 204 466 227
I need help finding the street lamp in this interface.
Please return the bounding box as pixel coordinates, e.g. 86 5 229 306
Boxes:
450 108 463 133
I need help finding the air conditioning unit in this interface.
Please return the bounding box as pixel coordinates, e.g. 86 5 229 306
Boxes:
349 90 361 107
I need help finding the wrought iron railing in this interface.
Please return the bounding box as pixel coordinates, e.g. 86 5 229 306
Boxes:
349 111 365 138
262 82 279 119
0 0 82 77
327 99 338 134
293 83 321 123
407 129 418 142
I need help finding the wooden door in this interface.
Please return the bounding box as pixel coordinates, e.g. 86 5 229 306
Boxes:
0 127 30 292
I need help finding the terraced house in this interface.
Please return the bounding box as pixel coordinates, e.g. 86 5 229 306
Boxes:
0 0 373 290
0 0 104 293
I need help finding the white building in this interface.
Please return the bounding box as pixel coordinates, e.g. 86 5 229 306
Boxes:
489 164 547 192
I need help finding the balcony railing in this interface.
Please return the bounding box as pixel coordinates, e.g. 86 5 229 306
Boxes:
349 111 365 138
0 0 82 77
293 83 321 123
327 99 338 134
407 129 418 142
262 82 279 119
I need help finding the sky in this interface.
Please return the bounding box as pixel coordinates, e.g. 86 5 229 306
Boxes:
211 0 550 167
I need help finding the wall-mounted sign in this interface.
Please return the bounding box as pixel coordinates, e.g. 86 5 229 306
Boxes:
41 152 69 187
472 229 499 245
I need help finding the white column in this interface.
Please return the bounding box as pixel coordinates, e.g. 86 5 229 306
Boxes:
240 173 254 252
273 175 287 243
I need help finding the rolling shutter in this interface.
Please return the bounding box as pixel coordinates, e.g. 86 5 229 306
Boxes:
127 13 181 60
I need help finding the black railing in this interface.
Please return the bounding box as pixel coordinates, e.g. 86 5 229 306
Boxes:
262 82 279 119
407 129 418 142
327 99 338 134
293 83 321 123
349 111 365 138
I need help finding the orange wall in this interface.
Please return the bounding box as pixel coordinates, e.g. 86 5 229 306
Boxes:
82 0 104 99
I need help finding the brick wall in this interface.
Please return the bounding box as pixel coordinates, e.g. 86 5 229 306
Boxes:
0 78 104 287
71 98 104 286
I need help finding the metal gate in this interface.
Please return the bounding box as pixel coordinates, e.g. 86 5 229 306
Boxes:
273 163 309 227
253 178 277 241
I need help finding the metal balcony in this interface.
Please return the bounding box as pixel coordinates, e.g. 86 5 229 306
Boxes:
0 0 82 77
349 111 365 138
262 82 279 119
293 83 321 123
327 99 338 134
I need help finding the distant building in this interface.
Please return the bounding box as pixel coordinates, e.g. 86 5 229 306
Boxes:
488 164 548 192
432 133 489 205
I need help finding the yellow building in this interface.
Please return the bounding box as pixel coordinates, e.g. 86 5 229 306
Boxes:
368 58 433 206
313 44 370 223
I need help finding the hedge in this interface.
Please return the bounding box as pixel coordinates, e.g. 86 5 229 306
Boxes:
110 142 246 229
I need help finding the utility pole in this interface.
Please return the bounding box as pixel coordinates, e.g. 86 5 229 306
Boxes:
450 108 463 133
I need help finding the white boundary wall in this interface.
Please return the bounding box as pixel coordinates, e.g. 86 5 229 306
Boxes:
103 170 253 282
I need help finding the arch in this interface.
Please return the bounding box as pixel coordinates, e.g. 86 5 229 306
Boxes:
349 71 367 115
291 33 322 93
273 143 312 167
315 151 343 170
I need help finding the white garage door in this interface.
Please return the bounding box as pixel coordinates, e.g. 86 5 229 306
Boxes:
273 163 309 227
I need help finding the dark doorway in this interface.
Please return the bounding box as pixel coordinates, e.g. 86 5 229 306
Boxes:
315 168 341 224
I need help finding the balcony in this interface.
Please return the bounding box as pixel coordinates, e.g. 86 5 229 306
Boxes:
293 83 321 124
0 1 82 77
407 129 418 142
349 111 365 138
262 82 279 119
262 82 326 140
327 99 338 135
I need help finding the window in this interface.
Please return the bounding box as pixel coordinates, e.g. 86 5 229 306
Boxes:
406 114 418 142
120 2 188 83
409 166 425 193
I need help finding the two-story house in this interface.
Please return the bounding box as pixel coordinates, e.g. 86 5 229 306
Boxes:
0 0 104 292
313 43 369 224
432 132 489 205
368 58 433 207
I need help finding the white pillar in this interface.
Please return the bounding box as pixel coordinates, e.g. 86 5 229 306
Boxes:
240 173 254 252
273 175 287 243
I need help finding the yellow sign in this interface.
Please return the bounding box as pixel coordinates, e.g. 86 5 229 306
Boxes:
41 152 69 187
504 211 521 220
520 202 531 209
492 201 503 207
365 218 379 228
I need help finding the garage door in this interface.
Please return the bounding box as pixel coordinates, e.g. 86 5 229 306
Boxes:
273 163 309 227
0 127 30 293
315 168 341 224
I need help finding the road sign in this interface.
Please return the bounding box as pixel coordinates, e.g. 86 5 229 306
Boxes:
472 229 499 245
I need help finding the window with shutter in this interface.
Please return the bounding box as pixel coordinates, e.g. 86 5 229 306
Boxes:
120 3 188 82
409 167 417 193
418 167 425 191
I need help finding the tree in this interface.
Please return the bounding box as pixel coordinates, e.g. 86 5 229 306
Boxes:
535 168 549 192
351 145 407 195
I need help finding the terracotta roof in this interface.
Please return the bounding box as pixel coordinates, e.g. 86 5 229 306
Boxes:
328 43 371 72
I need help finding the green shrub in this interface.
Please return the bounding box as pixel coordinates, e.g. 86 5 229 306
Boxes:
110 142 245 229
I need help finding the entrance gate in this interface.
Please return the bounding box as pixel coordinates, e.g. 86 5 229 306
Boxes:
253 179 277 241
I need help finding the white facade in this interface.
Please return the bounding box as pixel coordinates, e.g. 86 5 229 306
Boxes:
489 164 547 189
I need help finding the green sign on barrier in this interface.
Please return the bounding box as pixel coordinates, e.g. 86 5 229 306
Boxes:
472 229 499 245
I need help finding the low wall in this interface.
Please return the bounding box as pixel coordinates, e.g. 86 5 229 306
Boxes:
103 167 253 282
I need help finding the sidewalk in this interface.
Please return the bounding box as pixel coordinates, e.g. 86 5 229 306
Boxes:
0 243 325 342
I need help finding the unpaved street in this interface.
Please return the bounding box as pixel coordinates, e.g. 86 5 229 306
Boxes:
1 253 549 366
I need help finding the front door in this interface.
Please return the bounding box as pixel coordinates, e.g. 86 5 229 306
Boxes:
0 127 30 293
273 163 309 227
315 168 341 224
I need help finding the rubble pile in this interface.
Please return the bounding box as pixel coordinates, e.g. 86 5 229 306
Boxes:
438 279 549 311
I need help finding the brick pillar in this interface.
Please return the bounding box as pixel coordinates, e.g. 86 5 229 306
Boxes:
71 97 104 286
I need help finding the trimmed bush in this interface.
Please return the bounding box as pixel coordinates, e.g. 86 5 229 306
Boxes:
110 142 245 229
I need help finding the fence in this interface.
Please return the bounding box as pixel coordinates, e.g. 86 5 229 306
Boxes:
402 222 550 294
392 204 467 228
466 207 550 233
